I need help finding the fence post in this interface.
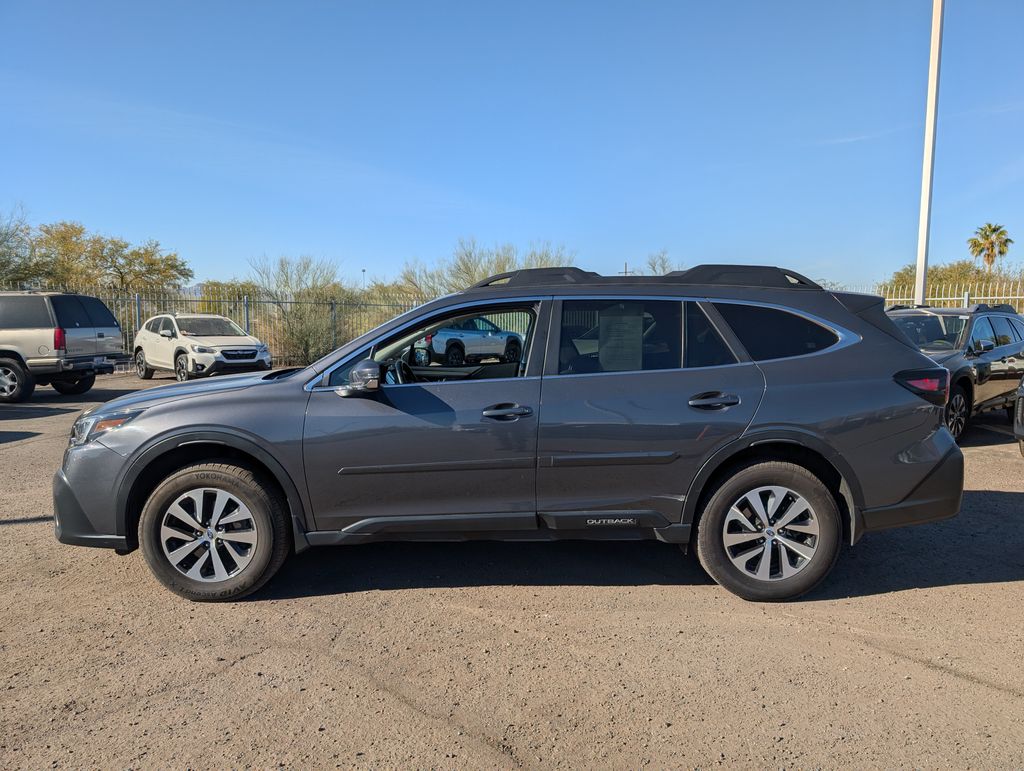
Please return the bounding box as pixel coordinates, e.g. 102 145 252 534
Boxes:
243 295 250 333
134 293 141 333
330 299 337 349
963 290 970 307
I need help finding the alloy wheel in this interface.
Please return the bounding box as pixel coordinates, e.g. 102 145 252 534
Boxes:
721 485 820 582
175 357 188 382
946 393 967 438
136 352 147 377
159 488 258 582
0 366 17 397
505 342 521 363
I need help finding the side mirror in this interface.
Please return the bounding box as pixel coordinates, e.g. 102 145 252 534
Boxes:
972 339 995 354
336 359 381 397
159 329 174 339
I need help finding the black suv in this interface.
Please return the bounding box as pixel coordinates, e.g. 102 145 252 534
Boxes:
887 304 1024 440
53 266 963 602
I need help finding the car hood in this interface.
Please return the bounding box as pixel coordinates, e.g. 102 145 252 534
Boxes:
84 371 269 417
181 335 262 348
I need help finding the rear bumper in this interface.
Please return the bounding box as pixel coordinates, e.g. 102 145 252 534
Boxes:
860 445 964 534
53 469 128 550
28 353 129 377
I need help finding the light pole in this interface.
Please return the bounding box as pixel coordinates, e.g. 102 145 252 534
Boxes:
914 0 945 306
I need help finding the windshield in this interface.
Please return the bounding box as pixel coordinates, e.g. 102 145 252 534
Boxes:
891 313 968 350
177 317 246 337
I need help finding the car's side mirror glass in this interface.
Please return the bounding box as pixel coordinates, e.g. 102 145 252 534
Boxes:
336 359 381 397
972 339 995 354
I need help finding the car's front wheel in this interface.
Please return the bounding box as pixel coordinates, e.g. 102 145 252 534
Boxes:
136 350 154 380
139 462 291 601
696 461 842 601
52 373 96 396
945 385 969 441
174 353 191 382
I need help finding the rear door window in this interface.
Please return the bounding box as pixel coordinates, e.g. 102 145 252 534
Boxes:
713 303 839 361
77 296 119 328
969 318 996 350
990 316 1015 347
559 300 682 374
50 295 92 329
0 296 52 328
1010 318 1024 342
685 303 736 368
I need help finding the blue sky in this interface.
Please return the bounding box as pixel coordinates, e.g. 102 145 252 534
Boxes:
1 0 1022 286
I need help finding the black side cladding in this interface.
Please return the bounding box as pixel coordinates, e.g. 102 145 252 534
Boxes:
831 292 917 348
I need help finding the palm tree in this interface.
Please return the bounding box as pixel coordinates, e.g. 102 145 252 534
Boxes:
967 223 1013 271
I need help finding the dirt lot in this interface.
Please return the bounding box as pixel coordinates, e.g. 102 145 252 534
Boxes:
1 373 1022 768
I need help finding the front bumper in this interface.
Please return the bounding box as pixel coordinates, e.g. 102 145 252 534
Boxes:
53 468 128 550
189 353 272 377
860 445 964 534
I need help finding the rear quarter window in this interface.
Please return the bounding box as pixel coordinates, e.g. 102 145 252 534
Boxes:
50 296 92 329
0 296 53 328
714 303 839 361
77 296 119 327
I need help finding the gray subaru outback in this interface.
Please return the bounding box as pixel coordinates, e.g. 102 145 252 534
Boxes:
53 266 964 602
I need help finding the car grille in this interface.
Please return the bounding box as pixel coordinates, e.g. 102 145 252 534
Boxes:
222 350 257 360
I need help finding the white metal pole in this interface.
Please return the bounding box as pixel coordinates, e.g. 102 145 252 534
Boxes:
914 0 945 306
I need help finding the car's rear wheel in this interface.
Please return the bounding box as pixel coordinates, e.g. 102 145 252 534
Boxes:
503 339 521 364
52 373 96 396
139 462 291 601
945 385 969 441
445 344 465 367
696 461 842 601
1019 439 1024 459
0 358 35 403
136 350 154 380
175 353 190 382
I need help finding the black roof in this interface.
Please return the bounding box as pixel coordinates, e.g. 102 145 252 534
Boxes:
467 265 822 292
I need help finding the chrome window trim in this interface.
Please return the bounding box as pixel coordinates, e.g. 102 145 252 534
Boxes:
304 295 548 392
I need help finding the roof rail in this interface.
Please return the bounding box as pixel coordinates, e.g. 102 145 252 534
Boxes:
886 303 931 311
469 267 601 289
468 264 824 291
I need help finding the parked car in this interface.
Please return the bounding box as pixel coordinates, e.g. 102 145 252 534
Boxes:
887 303 1024 440
133 313 271 382
413 315 523 366
54 265 963 602
0 291 127 403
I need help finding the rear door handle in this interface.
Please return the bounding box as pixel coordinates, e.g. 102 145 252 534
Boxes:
97 332 105 338
688 392 740 410
482 403 533 420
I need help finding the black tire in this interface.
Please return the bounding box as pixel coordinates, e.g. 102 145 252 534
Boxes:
0 357 35 404
175 353 191 382
1006 405 1016 425
52 373 96 396
1019 439 1024 459
138 462 291 601
696 461 842 602
503 339 522 364
135 350 154 380
445 344 465 367
945 385 970 441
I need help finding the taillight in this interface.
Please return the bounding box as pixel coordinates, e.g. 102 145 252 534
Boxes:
425 334 433 345
54 328 66 353
894 368 949 406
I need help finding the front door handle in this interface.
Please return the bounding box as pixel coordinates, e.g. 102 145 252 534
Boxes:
688 392 740 410
97 332 105 338
482 403 533 420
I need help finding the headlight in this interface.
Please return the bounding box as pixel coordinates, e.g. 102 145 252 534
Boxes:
191 344 215 354
70 410 143 447
257 344 268 353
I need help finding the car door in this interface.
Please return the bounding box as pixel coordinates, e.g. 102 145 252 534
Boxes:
49 295 96 359
302 299 549 532
153 316 177 368
990 315 1023 399
968 317 1001 405
536 298 764 527
78 296 124 358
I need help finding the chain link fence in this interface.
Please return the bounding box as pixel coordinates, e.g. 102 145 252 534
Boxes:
4 280 1022 366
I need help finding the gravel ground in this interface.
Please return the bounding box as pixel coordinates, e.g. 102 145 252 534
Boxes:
1 373 1022 768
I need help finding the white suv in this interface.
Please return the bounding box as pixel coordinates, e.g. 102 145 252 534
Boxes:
134 313 272 381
